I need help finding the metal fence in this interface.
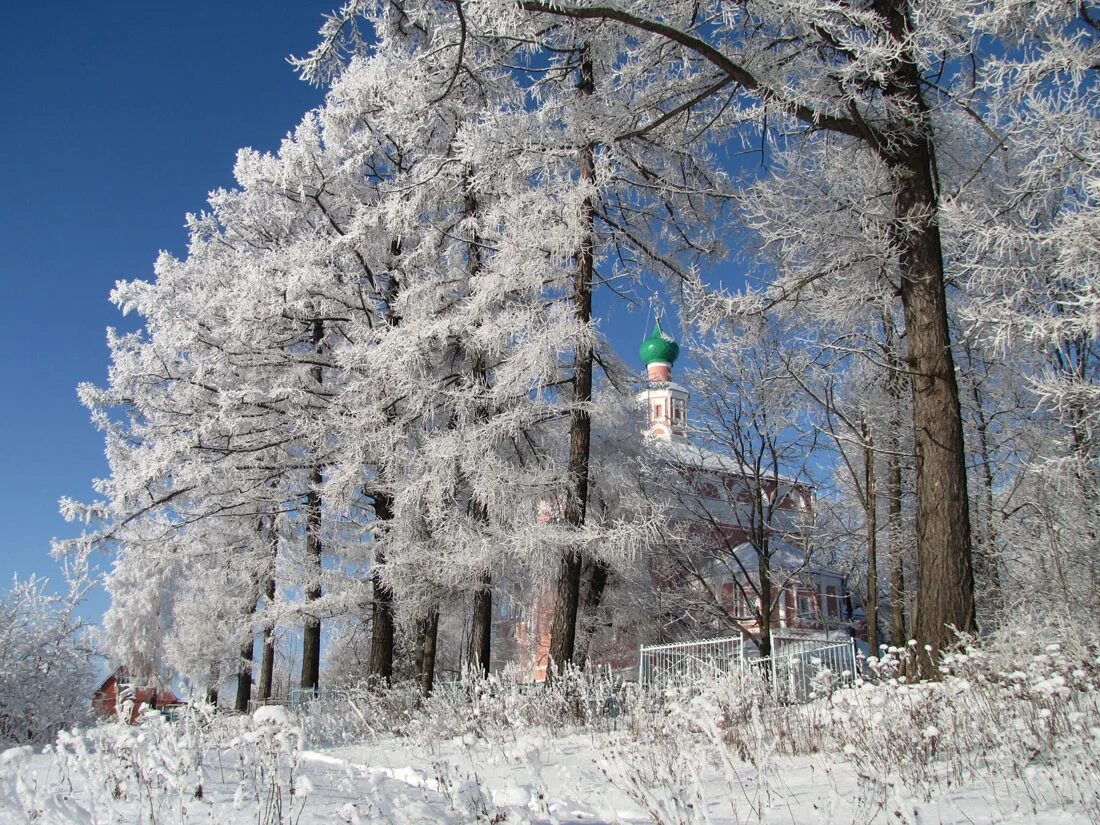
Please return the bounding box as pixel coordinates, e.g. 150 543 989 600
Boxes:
748 639 858 702
638 635 745 689
639 636 858 703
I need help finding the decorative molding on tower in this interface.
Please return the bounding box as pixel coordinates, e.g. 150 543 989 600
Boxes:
637 321 688 440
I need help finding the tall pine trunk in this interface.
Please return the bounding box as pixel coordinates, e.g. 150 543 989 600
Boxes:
461 185 494 681
300 317 326 692
468 572 492 678
862 414 880 655
369 490 395 683
548 49 596 676
874 12 976 669
890 141 977 669
962 341 1005 624
300 462 324 692
574 560 610 667
234 636 255 713
883 312 909 647
258 569 277 703
415 610 440 698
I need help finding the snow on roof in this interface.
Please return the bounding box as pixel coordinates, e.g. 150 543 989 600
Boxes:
637 381 690 394
725 541 841 577
650 439 803 487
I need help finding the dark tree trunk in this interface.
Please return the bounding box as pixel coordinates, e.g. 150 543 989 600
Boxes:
369 490 396 684
235 637 255 713
257 522 277 703
258 585 276 702
415 610 440 698
967 361 1005 623
863 415 880 656
574 560 611 667
758 548 774 659
889 140 977 670
871 12 976 670
887 448 908 648
300 317 326 693
548 51 596 677
462 184 494 682
300 462 324 693
884 312 909 648
468 572 492 678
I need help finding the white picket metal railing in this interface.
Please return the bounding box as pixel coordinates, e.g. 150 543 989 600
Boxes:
638 635 744 689
639 635 859 703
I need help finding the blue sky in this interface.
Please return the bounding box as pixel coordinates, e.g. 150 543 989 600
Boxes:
0 1 718 625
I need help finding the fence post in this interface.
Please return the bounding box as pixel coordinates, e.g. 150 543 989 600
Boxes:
770 647 778 699
851 635 858 680
638 645 645 689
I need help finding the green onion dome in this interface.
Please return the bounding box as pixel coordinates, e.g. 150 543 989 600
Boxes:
639 321 680 366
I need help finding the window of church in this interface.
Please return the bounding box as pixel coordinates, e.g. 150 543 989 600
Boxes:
797 592 813 618
654 403 662 419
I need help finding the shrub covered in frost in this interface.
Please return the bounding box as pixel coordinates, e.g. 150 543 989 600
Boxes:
0 575 94 746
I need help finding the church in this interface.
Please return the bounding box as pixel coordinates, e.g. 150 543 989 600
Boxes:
508 324 856 681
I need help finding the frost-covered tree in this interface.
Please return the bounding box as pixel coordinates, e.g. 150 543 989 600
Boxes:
0 574 94 745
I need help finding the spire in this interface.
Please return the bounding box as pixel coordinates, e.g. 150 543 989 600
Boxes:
639 321 680 382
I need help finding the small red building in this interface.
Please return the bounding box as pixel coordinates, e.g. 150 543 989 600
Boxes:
92 667 180 723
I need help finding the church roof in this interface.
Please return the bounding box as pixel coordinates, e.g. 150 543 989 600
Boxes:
725 541 841 577
650 439 801 486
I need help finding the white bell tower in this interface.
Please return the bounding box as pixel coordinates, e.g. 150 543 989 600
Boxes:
636 321 688 440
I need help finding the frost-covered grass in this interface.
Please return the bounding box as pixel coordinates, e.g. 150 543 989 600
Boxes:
3 634 1099 823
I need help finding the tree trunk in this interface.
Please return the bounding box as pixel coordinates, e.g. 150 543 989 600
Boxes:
548 50 596 677
300 317 326 693
574 560 611 667
468 572 492 678
870 0 977 675
258 569 277 703
369 491 396 684
891 143 977 669
884 310 908 648
300 462 324 693
235 637 255 713
462 183 495 682
872 62 975 673
963 344 1005 624
887 447 907 648
862 415 880 656
758 547 774 659
415 610 440 698
257 511 278 703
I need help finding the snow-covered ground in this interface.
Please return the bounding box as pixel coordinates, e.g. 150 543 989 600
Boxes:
4 642 1099 824
1 699 1094 824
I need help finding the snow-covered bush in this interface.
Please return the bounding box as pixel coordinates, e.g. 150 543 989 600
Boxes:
1 703 310 824
0 575 94 746
298 664 631 749
827 629 1100 813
